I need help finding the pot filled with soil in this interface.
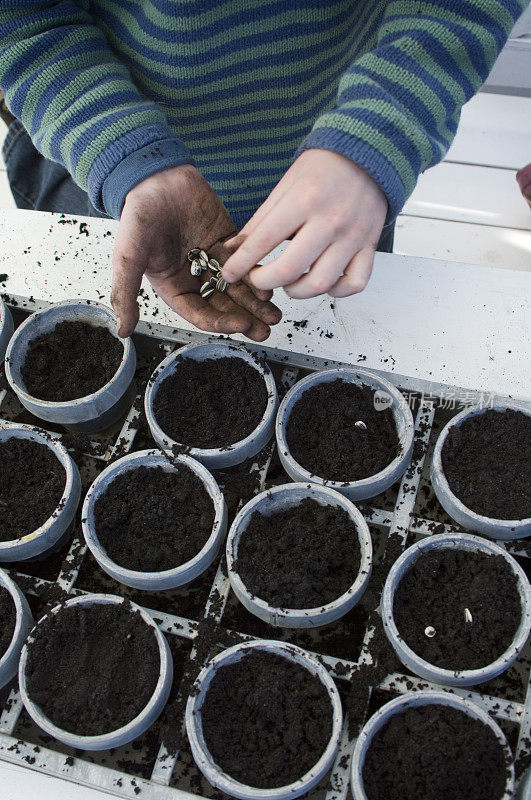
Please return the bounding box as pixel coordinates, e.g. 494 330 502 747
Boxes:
431 404 531 539
0 568 34 689
227 482 372 628
0 296 14 363
275 368 414 500
5 300 136 433
186 639 342 800
351 691 514 800
0 426 81 561
82 449 227 591
382 533 531 687
144 341 278 469
18 593 173 751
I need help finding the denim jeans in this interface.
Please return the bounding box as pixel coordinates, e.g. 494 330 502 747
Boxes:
2 119 395 251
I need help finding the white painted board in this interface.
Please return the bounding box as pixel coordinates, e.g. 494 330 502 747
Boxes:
395 214 531 271
0 209 529 401
404 163 531 231
445 93 531 169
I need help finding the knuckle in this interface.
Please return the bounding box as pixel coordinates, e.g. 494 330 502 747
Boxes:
325 208 348 238
300 182 322 211
306 273 333 295
345 276 368 295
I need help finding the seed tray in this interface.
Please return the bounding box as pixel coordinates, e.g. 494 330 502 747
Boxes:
0 294 530 800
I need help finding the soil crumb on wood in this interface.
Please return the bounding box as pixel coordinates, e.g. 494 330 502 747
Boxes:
25 601 160 736
94 464 215 572
153 356 268 448
286 380 399 482
200 650 333 788
363 704 509 800
393 549 521 671
0 586 16 655
21 320 124 401
235 498 362 608
441 408 531 520
0 438 65 541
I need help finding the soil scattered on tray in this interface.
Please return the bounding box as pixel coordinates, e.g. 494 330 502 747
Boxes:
393 549 521 671
152 356 268 448
0 437 66 541
286 380 399 482
199 650 333 788
362 703 509 800
25 601 160 736
235 498 362 608
0 586 16 655
93 464 215 572
441 408 531 520
21 320 124 401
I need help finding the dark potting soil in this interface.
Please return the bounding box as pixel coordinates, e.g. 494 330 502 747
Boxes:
0 586 16 656
25 601 160 736
152 356 268 449
362 704 509 800
286 380 399 482
93 464 215 572
0 438 66 541
441 408 531 520
235 498 362 608
200 650 333 788
21 320 124 401
393 549 521 671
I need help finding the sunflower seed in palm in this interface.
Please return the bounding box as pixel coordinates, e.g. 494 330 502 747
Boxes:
190 260 203 277
216 276 228 293
200 281 212 294
208 258 221 273
187 248 201 261
201 287 215 300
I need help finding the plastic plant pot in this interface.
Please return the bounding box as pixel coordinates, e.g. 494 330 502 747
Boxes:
227 483 372 628
382 533 531 687
0 296 14 364
431 403 531 540
275 367 414 501
18 593 173 751
0 568 34 689
144 341 278 469
351 691 515 800
0 426 81 562
186 639 343 800
82 449 228 591
5 300 136 433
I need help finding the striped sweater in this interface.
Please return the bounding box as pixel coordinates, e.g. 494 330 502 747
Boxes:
0 1 525 226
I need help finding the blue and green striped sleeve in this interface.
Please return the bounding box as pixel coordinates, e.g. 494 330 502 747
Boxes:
299 0 527 221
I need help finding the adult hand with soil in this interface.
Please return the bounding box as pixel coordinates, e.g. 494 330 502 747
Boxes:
111 165 282 341
221 149 388 299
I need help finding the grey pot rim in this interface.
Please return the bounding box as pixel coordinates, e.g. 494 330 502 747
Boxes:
18 593 171 748
144 341 278 458
82 450 227 584
5 299 134 409
351 690 515 800
432 403 531 529
0 568 29 668
226 483 373 624
0 296 9 327
186 638 343 800
382 533 531 684
0 425 79 549
275 367 414 492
